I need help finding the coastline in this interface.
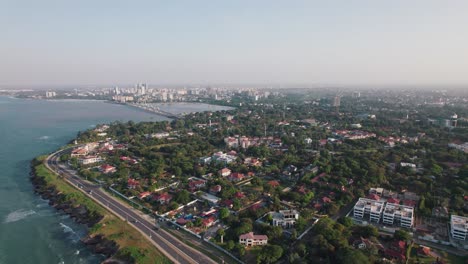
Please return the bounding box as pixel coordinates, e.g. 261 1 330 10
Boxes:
30 155 171 264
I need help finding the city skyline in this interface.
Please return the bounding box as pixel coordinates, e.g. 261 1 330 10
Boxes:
2 1 468 87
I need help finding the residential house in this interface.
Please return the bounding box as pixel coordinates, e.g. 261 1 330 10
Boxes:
100 164 116 174
271 210 299 228
152 192 173 205
127 178 139 189
239 232 268 247
219 168 232 177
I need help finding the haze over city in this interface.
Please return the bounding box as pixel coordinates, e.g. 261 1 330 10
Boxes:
2 0 468 88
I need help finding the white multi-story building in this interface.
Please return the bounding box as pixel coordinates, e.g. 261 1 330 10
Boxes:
353 198 384 223
450 215 468 240
382 203 414 228
78 155 103 165
271 210 299 228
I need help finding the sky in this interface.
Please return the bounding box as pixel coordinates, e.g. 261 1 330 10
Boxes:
1 0 468 87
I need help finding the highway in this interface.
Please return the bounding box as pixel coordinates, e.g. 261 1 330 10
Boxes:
45 149 218 264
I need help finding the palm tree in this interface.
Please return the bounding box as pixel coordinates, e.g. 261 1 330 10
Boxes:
217 228 225 244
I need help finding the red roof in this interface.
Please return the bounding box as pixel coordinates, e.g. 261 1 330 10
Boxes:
202 216 216 227
239 232 268 240
322 196 332 203
153 192 172 202
176 218 190 225
367 194 380 201
403 200 417 207
128 178 139 187
138 191 151 199
268 180 280 187
387 197 400 204
230 173 245 180
234 192 245 199
210 185 222 193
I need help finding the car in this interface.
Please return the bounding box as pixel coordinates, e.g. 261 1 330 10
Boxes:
87 190 93 194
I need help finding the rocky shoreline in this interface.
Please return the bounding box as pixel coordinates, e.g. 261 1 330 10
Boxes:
30 163 127 264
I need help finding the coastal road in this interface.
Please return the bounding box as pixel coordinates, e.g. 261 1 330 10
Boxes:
45 149 218 264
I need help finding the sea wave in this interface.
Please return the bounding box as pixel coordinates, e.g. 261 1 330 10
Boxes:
3 209 36 223
60 222 80 242
38 135 51 140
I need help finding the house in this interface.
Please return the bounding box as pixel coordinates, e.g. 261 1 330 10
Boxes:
209 185 222 194
418 246 431 257
138 191 151 199
234 192 245 199
152 192 173 205
100 164 116 174
268 180 280 188
322 196 332 203
127 178 139 189
239 232 268 247
218 168 232 177
385 241 406 262
202 216 216 228
271 210 299 228
189 179 206 190
229 172 245 182
71 147 88 157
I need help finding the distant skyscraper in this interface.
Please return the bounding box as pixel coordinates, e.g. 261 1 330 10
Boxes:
114 86 120 95
332 96 341 107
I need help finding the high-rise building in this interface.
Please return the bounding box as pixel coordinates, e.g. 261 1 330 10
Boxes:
332 96 341 107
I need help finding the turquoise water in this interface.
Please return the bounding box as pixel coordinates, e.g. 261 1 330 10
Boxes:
0 97 227 264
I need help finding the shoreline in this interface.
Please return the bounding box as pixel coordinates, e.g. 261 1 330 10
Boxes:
29 155 170 264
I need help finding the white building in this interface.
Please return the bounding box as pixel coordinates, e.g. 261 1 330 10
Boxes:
353 198 384 223
450 215 468 240
382 203 414 228
78 156 103 165
239 232 268 247
271 210 299 228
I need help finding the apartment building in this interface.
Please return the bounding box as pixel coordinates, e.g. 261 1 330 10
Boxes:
382 203 414 228
450 215 468 240
353 198 385 223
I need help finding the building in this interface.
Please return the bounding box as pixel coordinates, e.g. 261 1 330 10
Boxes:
239 232 268 247
382 203 414 228
353 198 384 223
218 168 232 177
46 91 56 98
450 215 468 240
271 210 299 228
100 164 116 174
78 156 102 165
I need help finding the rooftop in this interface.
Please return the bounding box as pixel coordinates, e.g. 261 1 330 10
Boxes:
384 203 414 218
451 215 468 230
355 198 384 213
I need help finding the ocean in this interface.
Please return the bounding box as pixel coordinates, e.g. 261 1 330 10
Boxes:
0 97 231 264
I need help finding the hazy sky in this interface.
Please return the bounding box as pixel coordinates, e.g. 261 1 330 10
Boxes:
1 1 468 87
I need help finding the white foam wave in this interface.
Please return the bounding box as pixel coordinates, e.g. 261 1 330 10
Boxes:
60 222 80 242
38 135 51 140
3 209 36 223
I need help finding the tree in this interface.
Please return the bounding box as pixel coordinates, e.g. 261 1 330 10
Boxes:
394 229 410 241
219 208 230 220
175 190 191 205
257 245 283 264
336 248 370 264
217 228 225 244
337 216 353 228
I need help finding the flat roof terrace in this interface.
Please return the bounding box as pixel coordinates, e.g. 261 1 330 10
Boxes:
355 198 385 213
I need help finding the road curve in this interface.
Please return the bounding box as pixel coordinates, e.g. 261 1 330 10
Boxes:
45 149 218 264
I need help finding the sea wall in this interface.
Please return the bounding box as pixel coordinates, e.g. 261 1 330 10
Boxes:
30 158 127 264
